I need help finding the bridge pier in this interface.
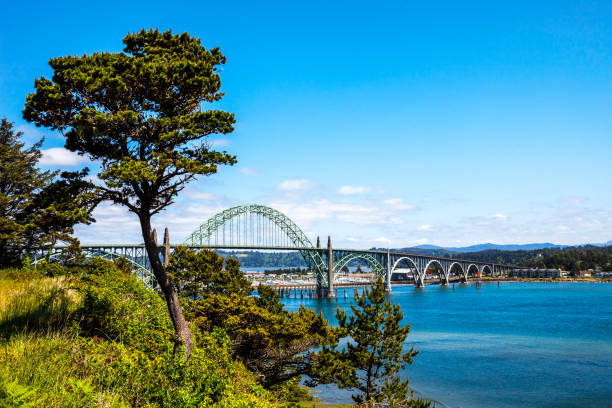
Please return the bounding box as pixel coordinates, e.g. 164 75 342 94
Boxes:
385 249 392 292
327 236 334 297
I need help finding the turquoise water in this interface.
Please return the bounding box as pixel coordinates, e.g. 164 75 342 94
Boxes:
282 282 612 407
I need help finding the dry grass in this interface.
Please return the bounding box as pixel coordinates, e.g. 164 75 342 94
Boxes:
0 272 75 311
299 401 353 408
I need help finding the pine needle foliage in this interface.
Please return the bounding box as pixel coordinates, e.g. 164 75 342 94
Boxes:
23 28 238 358
167 247 332 390
0 119 94 266
312 278 431 407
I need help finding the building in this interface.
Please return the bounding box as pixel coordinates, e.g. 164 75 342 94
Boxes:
594 271 612 278
509 268 569 278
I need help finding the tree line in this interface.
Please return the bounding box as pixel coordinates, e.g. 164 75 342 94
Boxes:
447 246 612 272
524 246 612 272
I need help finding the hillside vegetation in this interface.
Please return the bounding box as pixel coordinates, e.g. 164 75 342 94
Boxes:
218 246 612 272
0 262 281 407
444 245 612 271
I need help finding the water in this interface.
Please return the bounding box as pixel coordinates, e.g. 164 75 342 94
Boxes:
282 282 612 407
240 266 370 272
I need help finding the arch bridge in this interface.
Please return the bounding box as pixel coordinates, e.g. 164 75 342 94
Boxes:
35 204 517 295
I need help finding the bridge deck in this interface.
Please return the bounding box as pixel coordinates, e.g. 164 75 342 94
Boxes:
65 244 518 268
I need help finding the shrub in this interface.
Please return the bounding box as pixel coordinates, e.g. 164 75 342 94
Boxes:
0 260 282 407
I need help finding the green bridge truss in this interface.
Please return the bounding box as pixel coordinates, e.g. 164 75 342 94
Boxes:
184 204 330 284
31 246 157 290
33 204 514 292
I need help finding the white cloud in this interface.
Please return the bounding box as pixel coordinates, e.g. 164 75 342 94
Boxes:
188 192 221 201
560 195 588 206
418 224 433 231
16 124 63 145
383 198 417 211
209 138 231 147
277 179 316 191
487 213 508 220
336 185 371 195
240 167 259 176
373 236 392 244
269 199 408 230
39 148 89 166
74 203 142 244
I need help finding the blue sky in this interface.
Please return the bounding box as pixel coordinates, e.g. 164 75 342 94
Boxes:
1 0 611 247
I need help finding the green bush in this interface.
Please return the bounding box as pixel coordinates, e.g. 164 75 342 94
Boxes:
28 259 65 277
0 260 282 407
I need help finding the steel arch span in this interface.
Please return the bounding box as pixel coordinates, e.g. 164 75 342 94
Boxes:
333 253 386 281
184 204 327 278
32 247 157 290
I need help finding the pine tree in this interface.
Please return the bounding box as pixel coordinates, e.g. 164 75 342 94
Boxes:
312 278 432 407
23 29 237 359
0 118 52 264
166 247 332 388
0 118 95 266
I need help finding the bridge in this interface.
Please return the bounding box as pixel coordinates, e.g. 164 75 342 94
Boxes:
34 204 517 295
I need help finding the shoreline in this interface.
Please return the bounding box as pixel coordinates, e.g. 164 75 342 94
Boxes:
391 278 612 287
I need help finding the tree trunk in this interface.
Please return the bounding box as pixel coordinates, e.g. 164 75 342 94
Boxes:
140 214 193 360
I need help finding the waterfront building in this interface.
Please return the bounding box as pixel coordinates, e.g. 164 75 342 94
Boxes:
509 268 569 278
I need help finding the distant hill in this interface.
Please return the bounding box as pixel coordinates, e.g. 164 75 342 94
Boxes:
220 244 612 269
408 242 566 253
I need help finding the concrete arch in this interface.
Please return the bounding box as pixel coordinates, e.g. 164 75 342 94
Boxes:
391 256 418 272
424 259 449 284
448 261 465 277
466 263 480 278
391 256 420 285
333 253 386 281
446 261 467 281
481 264 493 277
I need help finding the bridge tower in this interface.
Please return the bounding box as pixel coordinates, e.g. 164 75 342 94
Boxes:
386 249 392 292
327 236 334 297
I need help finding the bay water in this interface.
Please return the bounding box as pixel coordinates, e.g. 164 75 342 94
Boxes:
282 282 612 407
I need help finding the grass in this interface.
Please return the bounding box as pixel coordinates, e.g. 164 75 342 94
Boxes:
0 265 283 407
0 268 39 310
0 273 78 341
299 402 352 408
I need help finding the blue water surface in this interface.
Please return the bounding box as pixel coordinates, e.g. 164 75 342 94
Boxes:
282 282 612 408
